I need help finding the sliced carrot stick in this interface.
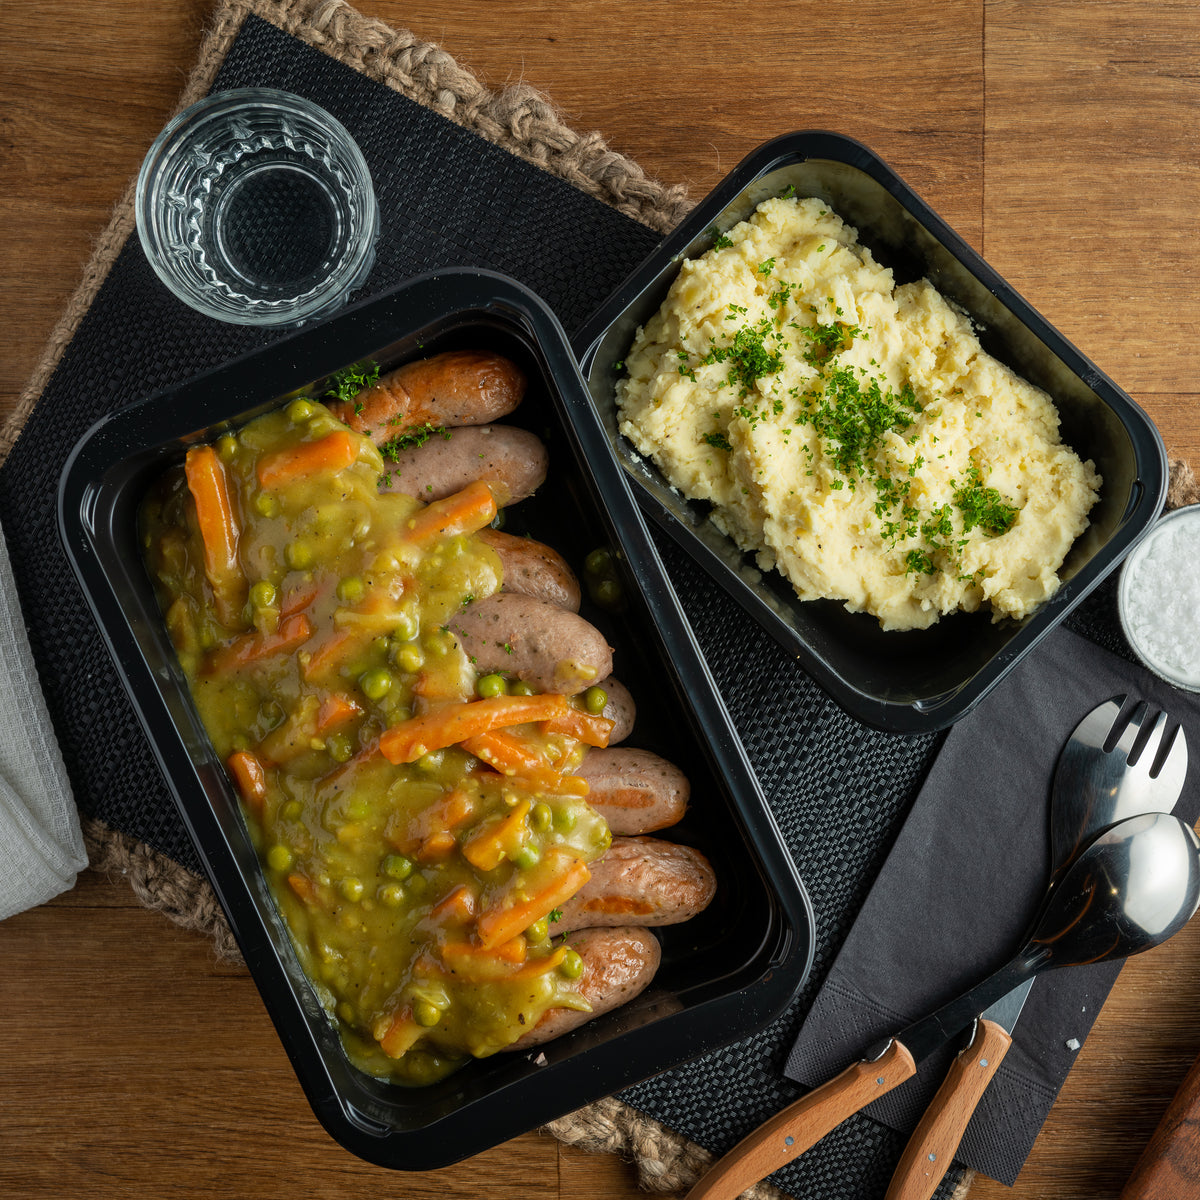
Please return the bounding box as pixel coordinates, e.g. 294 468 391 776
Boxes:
258 691 362 764
378 693 568 764
430 883 479 924
206 612 313 675
400 479 497 548
377 1008 424 1058
316 693 363 733
184 445 246 627
476 852 591 950
299 590 403 683
463 730 591 797
287 873 317 903
227 750 268 812
417 831 458 862
461 798 532 872
540 707 615 749
509 945 569 980
440 936 527 967
386 788 476 857
257 430 358 488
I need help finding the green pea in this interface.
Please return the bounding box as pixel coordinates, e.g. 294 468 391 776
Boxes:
509 679 536 697
287 398 315 423
327 733 354 763
394 644 424 674
530 803 553 834
337 575 366 604
584 548 612 576
382 853 413 881
249 580 277 609
476 673 508 699
594 578 623 607
266 844 293 872
526 917 550 943
286 541 314 570
583 685 608 714
512 844 541 871
406 872 428 897
392 611 419 642
560 948 584 980
253 492 279 518
280 800 303 822
416 750 444 773
336 1001 356 1024
552 806 577 833
360 667 393 701
216 434 239 461
339 876 364 902
379 882 405 907
413 999 442 1028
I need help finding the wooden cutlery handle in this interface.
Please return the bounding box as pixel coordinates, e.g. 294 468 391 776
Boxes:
884 1019 1013 1200
685 1040 917 1200
1120 1051 1200 1199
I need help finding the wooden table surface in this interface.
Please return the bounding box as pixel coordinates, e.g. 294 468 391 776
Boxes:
3 2 1200 1197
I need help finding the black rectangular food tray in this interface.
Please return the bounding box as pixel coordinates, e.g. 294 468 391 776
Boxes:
574 130 1168 732
57 268 814 1170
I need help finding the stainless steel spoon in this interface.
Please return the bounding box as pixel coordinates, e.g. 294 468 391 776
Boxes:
885 696 1189 1200
685 811 1200 1200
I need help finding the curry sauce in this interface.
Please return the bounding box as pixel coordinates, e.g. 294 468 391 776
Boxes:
141 397 612 1085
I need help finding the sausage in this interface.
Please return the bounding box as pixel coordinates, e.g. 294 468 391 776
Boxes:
447 592 613 694
591 676 635 745
553 837 715 931
506 926 662 1050
576 748 689 833
377 424 547 508
478 527 582 612
328 350 526 442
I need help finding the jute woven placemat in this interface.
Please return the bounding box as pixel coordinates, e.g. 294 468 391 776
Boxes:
11 1 1197 1194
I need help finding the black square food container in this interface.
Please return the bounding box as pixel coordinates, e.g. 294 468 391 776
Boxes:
574 131 1169 732
57 269 814 1169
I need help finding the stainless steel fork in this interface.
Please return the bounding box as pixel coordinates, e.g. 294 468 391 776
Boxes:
1049 695 1190 884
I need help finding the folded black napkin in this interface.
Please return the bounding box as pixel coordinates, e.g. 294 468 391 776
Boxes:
786 624 1200 1186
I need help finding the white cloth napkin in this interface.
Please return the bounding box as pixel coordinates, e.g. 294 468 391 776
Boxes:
0 517 87 920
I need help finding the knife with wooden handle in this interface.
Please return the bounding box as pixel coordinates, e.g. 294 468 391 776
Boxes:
883 978 1030 1200
1120 1050 1200 1199
883 1019 1013 1200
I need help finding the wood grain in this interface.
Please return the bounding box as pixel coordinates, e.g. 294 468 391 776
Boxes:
2 2 1200 1199
886 1020 1014 1200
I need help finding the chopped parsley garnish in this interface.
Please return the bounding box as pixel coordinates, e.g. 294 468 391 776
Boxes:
707 227 734 250
702 431 733 452
322 360 380 412
953 467 1018 536
905 548 937 576
380 422 449 462
758 257 776 275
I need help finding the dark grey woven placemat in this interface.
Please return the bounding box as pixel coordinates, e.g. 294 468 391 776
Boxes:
0 7 1145 1198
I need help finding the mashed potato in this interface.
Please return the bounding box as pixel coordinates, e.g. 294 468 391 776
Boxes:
617 196 1101 631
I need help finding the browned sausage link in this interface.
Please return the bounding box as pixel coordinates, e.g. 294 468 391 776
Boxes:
576 747 689 833
591 676 635 744
478 527 582 612
377 425 548 507
505 926 662 1051
327 350 526 443
552 837 715 932
447 593 613 695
